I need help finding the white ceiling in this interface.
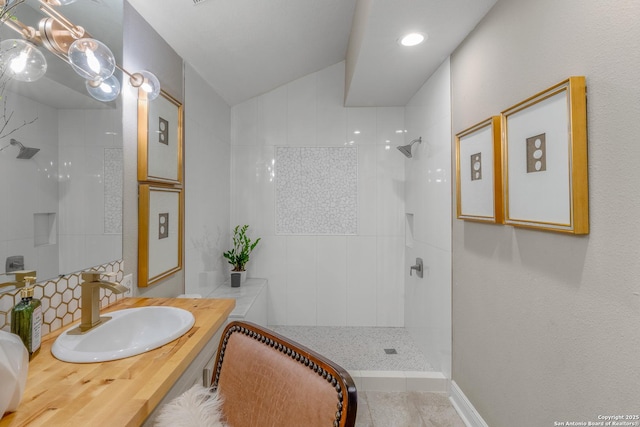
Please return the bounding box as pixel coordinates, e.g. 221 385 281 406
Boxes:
127 0 496 107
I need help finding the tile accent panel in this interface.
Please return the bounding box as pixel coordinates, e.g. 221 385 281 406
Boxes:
104 148 123 234
0 260 125 335
275 146 357 235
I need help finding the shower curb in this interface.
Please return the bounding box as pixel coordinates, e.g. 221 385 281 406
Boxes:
348 370 447 392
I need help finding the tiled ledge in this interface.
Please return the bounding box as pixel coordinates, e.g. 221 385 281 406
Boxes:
205 278 267 320
349 370 448 393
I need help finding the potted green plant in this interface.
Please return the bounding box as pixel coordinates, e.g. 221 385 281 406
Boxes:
223 225 261 287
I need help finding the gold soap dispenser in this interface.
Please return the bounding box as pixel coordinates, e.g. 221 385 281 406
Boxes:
10 276 42 360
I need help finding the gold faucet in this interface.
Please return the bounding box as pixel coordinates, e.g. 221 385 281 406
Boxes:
70 270 129 334
0 270 37 290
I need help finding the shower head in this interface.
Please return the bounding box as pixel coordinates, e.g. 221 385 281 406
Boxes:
10 139 39 159
396 137 422 158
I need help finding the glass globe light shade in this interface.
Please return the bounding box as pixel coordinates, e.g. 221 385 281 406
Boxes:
68 38 115 81
130 70 160 100
0 39 47 82
86 75 121 102
2 0 19 9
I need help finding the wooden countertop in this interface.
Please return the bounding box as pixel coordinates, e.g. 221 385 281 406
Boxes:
0 297 235 427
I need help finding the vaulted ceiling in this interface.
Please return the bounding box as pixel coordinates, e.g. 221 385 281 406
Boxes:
128 0 497 107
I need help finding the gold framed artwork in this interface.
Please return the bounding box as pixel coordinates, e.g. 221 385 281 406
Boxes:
501 76 588 234
138 89 183 185
455 116 503 223
138 184 183 287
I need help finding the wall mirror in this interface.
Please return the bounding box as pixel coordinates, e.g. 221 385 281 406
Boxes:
0 0 123 289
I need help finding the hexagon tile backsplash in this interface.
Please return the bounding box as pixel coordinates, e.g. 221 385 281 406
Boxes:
0 260 125 335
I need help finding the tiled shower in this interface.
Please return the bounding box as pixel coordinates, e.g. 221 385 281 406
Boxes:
223 59 452 377
230 61 406 328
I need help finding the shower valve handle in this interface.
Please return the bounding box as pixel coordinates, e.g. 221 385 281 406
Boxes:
410 258 424 278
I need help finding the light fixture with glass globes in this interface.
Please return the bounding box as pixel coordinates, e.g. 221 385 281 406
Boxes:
0 0 161 101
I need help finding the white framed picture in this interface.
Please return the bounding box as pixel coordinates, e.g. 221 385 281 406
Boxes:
138 90 183 185
456 116 503 223
138 184 183 287
501 76 588 234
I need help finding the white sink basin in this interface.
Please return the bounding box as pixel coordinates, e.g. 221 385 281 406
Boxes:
51 306 195 363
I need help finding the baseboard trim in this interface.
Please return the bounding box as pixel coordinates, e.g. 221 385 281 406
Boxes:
449 381 489 427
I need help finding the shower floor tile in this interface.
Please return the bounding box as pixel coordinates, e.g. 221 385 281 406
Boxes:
269 326 433 372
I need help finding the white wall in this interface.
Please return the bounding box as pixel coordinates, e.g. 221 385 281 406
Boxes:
403 59 452 377
231 61 406 327
184 64 231 296
451 0 640 425
123 1 184 297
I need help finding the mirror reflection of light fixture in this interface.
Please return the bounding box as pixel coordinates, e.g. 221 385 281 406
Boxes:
0 0 161 101
0 38 47 81
129 69 161 101
68 38 116 81
86 74 120 102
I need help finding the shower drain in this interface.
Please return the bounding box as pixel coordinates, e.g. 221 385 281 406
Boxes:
384 348 397 355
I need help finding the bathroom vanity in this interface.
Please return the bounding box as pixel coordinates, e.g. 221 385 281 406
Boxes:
0 297 234 427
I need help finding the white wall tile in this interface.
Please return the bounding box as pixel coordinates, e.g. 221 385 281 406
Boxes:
358 145 377 236
376 107 406 146
85 234 121 268
267 276 287 325
287 73 317 146
258 86 287 146
376 236 404 327
58 146 87 235
57 109 85 148
250 235 286 286
84 147 105 235
84 109 119 147
376 145 405 237
316 236 347 326
285 236 317 325
346 236 377 326
6 238 35 273
231 97 258 146
230 145 275 236
316 62 347 146
34 242 58 281
403 59 452 376
59 235 86 274
347 108 377 146
405 243 452 376
6 158 36 241
184 64 231 295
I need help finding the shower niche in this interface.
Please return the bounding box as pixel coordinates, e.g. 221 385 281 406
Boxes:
34 213 57 247
405 213 415 248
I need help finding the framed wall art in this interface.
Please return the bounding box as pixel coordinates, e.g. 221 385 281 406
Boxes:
501 76 588 234
455 116 503 223
138 90 183 185
138 184 183 287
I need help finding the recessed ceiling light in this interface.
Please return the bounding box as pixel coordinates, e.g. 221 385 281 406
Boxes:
399 32 426 47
